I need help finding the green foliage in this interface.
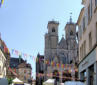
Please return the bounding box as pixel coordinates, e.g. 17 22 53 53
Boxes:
7 77 13 85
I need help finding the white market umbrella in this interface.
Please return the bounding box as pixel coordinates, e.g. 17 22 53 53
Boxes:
64 81 85 85
13 77 23 84
43 79 55 85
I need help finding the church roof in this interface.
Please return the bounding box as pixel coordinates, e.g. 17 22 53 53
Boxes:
58 37 67 49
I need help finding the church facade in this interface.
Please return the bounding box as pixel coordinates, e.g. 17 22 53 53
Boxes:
44 19 78 83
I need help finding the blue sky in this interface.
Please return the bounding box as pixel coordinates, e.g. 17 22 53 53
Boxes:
0 0 83 79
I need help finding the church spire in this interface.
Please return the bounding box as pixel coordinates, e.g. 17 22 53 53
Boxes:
70 12 72 23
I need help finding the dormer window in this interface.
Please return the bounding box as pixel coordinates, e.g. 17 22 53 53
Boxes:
52 27 55 32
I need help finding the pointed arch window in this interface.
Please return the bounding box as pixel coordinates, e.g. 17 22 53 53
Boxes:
70 31 73 35
52 27 55 32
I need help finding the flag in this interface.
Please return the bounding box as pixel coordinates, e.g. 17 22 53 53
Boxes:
0 0 4 7
57 63 59 68
36 58 38 62
61 64 64 69
4 46 8 53
4 46 10 54
1 0 4 4
15 50 19 56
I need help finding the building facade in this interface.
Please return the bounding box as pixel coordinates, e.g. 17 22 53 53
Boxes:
44 20 78 83
0 49 6 78
18 61 32 83
9 57 32 83
77 0 97 85
0 36 11 78
8 58 25 78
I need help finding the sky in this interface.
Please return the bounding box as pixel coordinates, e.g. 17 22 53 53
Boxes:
0 0 83 79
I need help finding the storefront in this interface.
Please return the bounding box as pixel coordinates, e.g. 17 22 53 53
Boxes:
79 47 97 85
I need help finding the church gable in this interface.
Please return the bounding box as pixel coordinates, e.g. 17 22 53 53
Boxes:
58 37 67 49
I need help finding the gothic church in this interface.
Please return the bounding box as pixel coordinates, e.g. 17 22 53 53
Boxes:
44 18 78 82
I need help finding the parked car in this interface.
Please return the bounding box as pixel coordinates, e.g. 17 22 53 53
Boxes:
0 78 8 85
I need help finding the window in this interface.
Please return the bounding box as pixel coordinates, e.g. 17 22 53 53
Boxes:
89 32 92 50
83 41 86 57
88 4 91 23
52 28 55 32
88 0 92 23
96 23 97 42
82 44 84 58
90 0 92 18
80 47 81 59
70 31 73 35
83 17 85 31
79 25 82 39
95 0 97 6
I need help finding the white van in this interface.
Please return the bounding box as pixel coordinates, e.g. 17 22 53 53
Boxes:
64 81 85 85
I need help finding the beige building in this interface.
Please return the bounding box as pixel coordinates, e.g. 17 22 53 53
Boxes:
0 36 10 78
18 62 32 83
0 49 6 78
77 0 97 85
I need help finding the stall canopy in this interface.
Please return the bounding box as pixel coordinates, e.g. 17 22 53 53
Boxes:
43 79 55 85
12 77 24 85
64 81 85 85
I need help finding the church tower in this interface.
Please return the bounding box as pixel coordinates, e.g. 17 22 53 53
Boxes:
45 20 59 59
65 15 77 50
65 15 78 63
65 15 76 40
45 21 59 49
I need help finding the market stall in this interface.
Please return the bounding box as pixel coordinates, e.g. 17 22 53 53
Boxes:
43 79 55 85
12 77 24 85
64 81 85 85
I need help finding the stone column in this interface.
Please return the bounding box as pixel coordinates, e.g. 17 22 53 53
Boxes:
86 68 90 85
94 62 97 85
